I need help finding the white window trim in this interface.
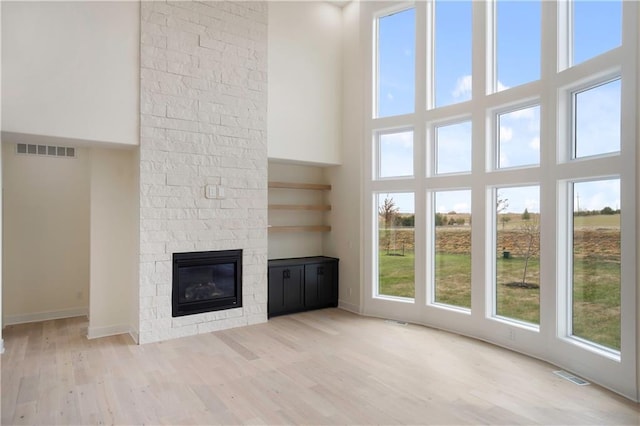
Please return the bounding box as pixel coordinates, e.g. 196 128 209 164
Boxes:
362 0 636 401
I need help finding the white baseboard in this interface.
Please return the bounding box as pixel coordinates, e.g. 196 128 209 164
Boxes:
87 324 131 340
4 308 88 326
338 300 361 314
128 328 140 344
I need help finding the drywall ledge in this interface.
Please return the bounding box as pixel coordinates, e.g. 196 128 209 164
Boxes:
1 2 139 146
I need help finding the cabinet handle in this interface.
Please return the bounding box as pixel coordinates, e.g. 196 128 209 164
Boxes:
283 269 290 279
317 266 324 275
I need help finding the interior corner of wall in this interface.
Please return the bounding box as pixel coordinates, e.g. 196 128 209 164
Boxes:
129 325 140 345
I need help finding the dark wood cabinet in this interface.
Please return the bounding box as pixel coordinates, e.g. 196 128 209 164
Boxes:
268 257 338 318
268 265 304 315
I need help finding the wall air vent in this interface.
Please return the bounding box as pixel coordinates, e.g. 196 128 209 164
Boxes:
16 143 76 158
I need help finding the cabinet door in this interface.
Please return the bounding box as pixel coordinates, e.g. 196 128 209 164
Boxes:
305 261 337 308
268 265 304 316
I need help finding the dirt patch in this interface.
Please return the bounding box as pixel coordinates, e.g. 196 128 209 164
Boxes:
505 281 540 289
382 226 620 260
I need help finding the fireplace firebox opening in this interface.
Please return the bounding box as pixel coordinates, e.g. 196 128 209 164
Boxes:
172 249 242 317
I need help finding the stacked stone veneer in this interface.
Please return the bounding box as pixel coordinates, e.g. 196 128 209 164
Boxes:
138 1 268 343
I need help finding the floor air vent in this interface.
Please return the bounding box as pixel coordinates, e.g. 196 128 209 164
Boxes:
16 143 76 158
553 370 590 386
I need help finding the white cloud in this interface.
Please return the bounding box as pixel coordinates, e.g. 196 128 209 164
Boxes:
437 203 470 214
435 121 472 173
529 136 540 150
434 191 472 214
575 81 620 157
524 198 539 213
381 130 413 149
386 92 394 101
575 179 620 211
497 80 510 92
510 106 536 120
500 126 513 142
499 151 510 167
452 75 472 99
453 202 471 214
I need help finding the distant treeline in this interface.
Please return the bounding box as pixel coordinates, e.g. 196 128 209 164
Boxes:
435 213 466 226
389 207 618 227
574 207 620 216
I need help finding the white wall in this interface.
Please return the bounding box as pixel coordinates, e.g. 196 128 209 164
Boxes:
1 1 139 146
323 1 363 313
268 161 328 259
131 149 140 342
636 4 640 402
0 2 4 352
2 143 90 324
268 2 342 165
88 147 138 339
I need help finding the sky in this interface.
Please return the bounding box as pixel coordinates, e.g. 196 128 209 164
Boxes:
377 0 622 216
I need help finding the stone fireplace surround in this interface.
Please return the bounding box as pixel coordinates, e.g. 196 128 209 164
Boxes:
138 1 268 344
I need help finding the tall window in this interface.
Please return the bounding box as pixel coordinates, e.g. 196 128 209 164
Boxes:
367 0 635 397
571 179 621 350
572 0 621 66
495 0 540 91
434 0 472 107
376 193 415 299
433 190 472 309
376 8 415 118
495 186 540 325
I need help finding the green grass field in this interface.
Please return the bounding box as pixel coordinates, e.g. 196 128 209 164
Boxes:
573 214 621 228
573 257 621 349
434 253 471 308
495 257 540 324
378 240 620 350
378 251 415 298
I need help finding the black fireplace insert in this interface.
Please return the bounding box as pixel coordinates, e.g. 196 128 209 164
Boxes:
172 249 242 317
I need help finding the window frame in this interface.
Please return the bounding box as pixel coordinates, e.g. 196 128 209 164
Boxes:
362 0 637 400
428 187 473 312
491 100 542 171
375 127 416 180
429 116 473 177
570 75 622 161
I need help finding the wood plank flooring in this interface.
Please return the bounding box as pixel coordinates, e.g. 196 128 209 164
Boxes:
2 308 639 425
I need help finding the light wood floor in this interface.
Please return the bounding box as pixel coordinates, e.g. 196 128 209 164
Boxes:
2 309 639 425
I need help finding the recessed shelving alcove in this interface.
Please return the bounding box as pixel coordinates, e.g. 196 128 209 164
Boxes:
268 181 332 233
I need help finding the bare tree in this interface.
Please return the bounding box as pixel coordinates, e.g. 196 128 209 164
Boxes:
497 197 510 229
379 196 399 255
497 197 509 213
500 215 511 229
519 217 539 286
379 196 399 229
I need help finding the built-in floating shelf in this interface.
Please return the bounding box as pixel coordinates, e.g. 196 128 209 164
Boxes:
268 182 331 191
268 181 332 233
269 204 331 211
268 225 332 233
